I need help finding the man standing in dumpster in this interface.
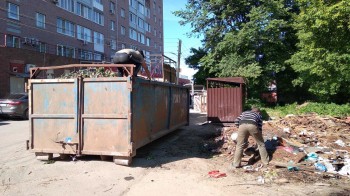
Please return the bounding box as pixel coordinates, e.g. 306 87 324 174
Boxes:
231 107 269 169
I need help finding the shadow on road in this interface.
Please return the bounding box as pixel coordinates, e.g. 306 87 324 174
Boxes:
132 111 224 168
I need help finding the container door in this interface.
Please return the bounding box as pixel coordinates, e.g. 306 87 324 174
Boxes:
81 78 132 156
30 79 79 154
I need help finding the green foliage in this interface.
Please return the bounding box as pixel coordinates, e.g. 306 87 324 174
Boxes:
176 0 298 99
185 47 207 70
287 0 350 103
263 102 350 117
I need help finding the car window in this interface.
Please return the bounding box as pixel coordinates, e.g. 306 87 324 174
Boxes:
1 94 27 99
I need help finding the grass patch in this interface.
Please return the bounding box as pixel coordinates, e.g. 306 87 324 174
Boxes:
262 102 350 118
245 99 350 118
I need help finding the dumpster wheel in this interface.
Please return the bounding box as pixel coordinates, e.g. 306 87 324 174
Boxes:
35 152 53 161
113 156 132 166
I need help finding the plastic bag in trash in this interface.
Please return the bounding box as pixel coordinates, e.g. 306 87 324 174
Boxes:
306 152 319 162
334 139 345 147
338 165 350 176
231 132 238 141
314 162 327 172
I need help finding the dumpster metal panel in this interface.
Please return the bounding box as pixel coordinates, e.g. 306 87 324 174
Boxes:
81 78 132 155
169 86 189 129
207 77 245 123
32 79 77 115
29 70 189 163
32 118 78 154
29 79 79 153
82 119 130 156
207 87 243 122
132 78 189 149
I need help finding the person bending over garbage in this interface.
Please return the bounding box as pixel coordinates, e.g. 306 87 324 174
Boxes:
231 107 269 169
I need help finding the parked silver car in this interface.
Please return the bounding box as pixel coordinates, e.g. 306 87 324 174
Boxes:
0 93 29 119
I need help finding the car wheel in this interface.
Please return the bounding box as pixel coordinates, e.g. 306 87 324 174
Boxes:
23 109 29 120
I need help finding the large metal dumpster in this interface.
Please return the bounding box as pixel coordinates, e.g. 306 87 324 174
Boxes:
28 64 189 165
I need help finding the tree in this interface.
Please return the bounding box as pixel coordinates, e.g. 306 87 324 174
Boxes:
184 47 212 85
175 0 299 100
185 47 207 69
287 0 350 103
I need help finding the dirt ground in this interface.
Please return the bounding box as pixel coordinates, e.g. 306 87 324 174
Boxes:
0 111 349 196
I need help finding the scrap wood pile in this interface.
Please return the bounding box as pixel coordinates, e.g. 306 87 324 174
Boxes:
209 114 350 182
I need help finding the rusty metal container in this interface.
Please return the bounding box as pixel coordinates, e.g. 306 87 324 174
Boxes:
28 64 189 165
207 77 245 123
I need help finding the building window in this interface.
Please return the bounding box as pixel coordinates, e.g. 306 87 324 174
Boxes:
109 1 115 14
6 35 20 48
111 39 116 50
110 21 115 31
121 43 126 49
146 37 150 46
129 12 137 25
7 2 19 20
93 10 104 25
76 3 93 20
121 26 126 35
159 31 162 39
57 18 75 37
129 0 136 9
121 8 125 18
57 45 75 58
77 25 92 42
94 53 102 61
58 0 74 12
144 22 150 32
36 13 46 29
138 2 144 15
79 49 93 60
37 42 47 53
94 31 104 45
129 28 137 41
145 7 150 18
138 18 144 29
138 33 145 44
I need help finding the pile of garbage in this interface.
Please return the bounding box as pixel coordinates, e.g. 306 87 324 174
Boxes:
60 67 118 79
212 114 350 179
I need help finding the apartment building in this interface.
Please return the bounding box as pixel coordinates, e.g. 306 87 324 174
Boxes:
0 0 163 60
0 0 164 96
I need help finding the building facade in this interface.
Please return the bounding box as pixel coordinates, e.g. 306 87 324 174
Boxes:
0 0 164 96
0 0 163 61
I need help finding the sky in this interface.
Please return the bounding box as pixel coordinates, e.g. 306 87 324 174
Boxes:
163 0 202 80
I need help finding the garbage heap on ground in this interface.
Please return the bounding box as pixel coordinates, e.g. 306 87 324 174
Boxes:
212 114 350 179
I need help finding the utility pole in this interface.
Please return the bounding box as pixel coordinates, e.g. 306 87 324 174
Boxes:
176 39 182 85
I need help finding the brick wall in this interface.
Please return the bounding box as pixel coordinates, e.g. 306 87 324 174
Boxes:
0 47 79 97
